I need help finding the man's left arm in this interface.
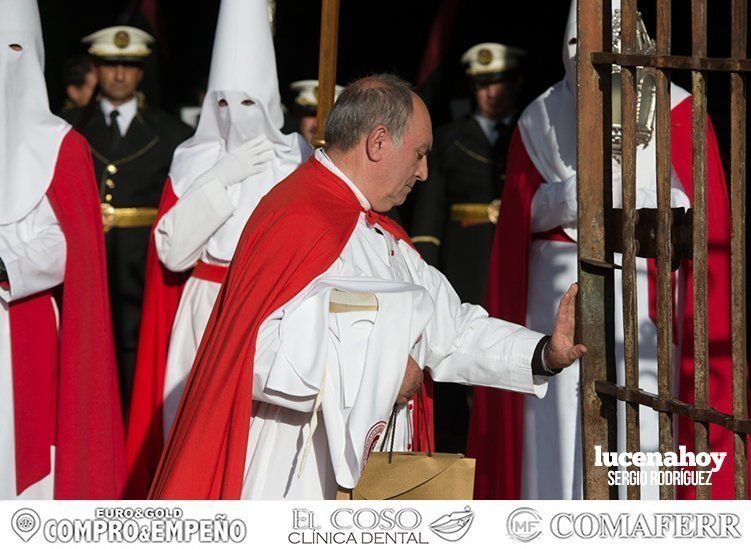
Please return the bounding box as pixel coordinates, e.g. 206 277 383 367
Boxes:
413 256 583 398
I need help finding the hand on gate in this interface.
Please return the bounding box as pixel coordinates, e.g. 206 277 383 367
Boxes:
544 283 588 370
397 356 423 405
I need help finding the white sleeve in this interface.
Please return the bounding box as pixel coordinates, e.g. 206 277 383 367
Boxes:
405 242 549 398
154 176 236 272
529 174 578 233
0 198 66 303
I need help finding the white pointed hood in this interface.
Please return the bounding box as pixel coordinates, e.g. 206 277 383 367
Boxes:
518 0 689 241
517 0 579 189
168 0 311 261
0 0 70 224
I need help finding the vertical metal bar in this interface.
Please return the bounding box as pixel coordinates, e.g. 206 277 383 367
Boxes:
690 0 711 501
655 0 676 501
579 0 618 500
730 0 749 500
619 0 641 501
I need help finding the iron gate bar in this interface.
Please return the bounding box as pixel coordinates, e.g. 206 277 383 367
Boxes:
584 0 749 500
595 381 751 435
578 0 618 500
690 0 711 501
592 53 751 72
620 0 642 501
730 0 749 500
655 0 677 501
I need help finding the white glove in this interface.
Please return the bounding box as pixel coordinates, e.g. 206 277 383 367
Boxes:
210 135 275 187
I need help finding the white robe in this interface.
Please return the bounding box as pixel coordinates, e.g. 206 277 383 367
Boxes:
154 176 234 436
520 91 691 500
0 196 66 499
239 151 551 499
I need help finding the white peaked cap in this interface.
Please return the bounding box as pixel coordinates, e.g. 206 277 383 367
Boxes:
0 0 70 224
290 79 344 108
461 43 526 77
82 25 154 61
207 0 284 129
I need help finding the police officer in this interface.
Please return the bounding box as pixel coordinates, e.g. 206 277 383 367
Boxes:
289 79 343 145
410 42 525 453
61 26 193 418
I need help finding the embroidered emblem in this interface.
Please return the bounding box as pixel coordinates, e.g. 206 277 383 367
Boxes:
362 420 387 471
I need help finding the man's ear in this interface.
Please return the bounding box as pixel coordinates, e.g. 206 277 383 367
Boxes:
136 68 144 85
365 125 388 162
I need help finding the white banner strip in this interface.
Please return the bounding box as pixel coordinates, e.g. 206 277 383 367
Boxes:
1 500 748 548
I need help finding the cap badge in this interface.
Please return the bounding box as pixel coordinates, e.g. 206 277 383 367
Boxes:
114 31 130 49
477 48 493 66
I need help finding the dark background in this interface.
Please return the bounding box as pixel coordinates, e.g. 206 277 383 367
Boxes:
38 1 746 171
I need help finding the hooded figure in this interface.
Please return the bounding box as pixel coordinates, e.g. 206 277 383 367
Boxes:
468 0 735 499
124 0 310 498
0 0 124 499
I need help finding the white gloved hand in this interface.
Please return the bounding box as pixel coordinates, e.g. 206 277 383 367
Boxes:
210 135 275 187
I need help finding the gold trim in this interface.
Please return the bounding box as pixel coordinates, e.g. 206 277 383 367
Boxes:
411 235 441 246
90 130 161 169
450 199 501 224
113 135 160 165
101 206 158 232
453 140 498 166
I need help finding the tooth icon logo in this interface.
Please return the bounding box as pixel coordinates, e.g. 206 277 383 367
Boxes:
11 508 41 542
429 506 475 542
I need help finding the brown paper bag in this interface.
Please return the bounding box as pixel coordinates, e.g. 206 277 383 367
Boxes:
337 451 475 500
337 397 476 500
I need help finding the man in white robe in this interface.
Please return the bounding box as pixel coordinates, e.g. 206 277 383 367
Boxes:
150 74 586 500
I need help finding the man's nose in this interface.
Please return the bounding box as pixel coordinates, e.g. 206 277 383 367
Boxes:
415 156 428 181
115 65 125 80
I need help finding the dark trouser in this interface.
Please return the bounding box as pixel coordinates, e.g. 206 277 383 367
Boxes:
433 381 472 454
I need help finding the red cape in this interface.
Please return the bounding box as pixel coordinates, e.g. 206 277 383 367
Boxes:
148 157 432 499
124 178 189 499
467 97 741 499
9 129 125 498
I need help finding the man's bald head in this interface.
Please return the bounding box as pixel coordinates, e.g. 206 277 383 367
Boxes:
324 74 414 152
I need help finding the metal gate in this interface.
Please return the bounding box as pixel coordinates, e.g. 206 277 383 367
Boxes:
577 0 749 499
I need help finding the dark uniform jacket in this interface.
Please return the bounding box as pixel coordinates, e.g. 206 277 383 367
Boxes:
61 103 193 416
409 113 514 454
410 114 514 304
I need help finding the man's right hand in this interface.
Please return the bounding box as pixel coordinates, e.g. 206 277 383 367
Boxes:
211 135 275 187
397 356 423 405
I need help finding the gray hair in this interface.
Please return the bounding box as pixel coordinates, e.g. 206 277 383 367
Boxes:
323 74 414 152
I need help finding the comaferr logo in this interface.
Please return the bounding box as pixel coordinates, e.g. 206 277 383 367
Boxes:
507 507 542 542
550 512 741 539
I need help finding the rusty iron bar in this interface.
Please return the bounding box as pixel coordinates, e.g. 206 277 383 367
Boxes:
730 0 749 500
619 0 641 501
690 0 710 500
655 0 676 501
592 52 751 72
578 0 618 500
596 381 751 435
312 0 341 147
